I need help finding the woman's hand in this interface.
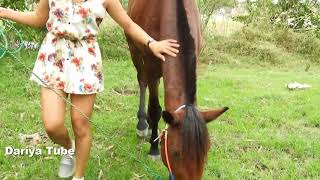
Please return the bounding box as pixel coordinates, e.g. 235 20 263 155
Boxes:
105 0 180 61
149 39 180 61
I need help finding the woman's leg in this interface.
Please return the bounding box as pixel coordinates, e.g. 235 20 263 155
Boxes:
70 93 96 178
41 87 72 149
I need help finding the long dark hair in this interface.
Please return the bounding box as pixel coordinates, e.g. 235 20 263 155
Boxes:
182 106 209 167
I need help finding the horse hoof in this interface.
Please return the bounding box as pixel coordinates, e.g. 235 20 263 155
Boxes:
148 154 161 161
136 128 149 138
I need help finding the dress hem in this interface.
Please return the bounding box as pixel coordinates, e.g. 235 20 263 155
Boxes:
30 77 104 95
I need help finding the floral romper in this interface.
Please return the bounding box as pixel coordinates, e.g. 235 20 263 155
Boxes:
30 0 106 94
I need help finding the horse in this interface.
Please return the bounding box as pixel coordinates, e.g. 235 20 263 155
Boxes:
125 0 229 179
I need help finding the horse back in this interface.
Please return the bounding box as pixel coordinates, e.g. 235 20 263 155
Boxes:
126 0 163 80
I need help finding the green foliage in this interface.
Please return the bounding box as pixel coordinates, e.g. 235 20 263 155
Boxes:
198 0 235 31
199 0 320 66
120 0 129 8
98 20 130 61
0 0 28 10
242 0 320 35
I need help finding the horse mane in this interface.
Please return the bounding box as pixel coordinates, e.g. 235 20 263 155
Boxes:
177 0 197 104
177 0 210 167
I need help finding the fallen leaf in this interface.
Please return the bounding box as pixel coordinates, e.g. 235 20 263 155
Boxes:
19 132 48 146
105 106 112 111
131 173 145 180
98 170 103 180
44 157 54 160
106 145 114 151
94 104 101 110
20 113 25 120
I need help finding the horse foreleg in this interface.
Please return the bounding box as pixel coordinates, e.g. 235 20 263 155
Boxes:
147 79 162 160
136 74 149 138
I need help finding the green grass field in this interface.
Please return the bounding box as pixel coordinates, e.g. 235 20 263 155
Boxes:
0 48 319 179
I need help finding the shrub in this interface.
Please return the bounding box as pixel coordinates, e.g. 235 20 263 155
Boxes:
244 0 320 34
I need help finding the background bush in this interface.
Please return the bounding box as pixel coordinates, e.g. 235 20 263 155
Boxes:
200 0 320 66
244 0 320 32
198 0 235 31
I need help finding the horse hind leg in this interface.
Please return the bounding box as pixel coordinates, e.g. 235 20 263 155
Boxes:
147 78 162 160
126 37 149 138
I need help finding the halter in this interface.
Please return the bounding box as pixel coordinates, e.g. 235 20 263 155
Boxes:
155 104 189 180
164 125 174 180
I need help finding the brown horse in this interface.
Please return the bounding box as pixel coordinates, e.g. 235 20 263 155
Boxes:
126 0 228 179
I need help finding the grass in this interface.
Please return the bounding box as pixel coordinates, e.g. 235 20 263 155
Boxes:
199 65 320 179
0 22 320 179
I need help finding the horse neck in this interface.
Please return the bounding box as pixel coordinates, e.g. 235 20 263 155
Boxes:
160 0 200 112
162 58 189 112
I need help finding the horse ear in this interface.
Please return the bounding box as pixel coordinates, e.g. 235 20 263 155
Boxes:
200 107 229 123
162 111 175 125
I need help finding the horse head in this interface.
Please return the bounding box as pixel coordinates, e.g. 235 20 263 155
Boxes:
161 106 228 179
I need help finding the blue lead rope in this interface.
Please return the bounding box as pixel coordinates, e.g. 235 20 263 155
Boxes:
169 172 175 180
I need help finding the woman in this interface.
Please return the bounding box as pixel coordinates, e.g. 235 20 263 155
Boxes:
0 0 179 179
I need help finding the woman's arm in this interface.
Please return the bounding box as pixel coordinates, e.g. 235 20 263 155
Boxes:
0 0 49 28
104 0 179 61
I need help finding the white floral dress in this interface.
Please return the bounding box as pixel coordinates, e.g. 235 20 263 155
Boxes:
30 0 106 94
